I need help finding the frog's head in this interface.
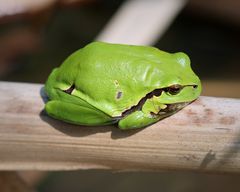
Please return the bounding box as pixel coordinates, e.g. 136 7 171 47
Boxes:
160 52 201 100
143 52 201 117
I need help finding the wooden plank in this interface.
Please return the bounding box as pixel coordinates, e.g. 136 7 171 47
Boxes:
0 0 55 17
0 81 240 173
96 0 187 45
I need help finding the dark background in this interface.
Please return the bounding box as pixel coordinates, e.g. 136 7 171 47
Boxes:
1 0 240 83
0 0 240 191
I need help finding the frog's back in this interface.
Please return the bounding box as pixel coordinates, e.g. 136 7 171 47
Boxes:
82 41 169 63
50 42 180 116
73 41 172 90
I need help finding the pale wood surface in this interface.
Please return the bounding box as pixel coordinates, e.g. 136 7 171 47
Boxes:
0 81 240 173
0 0 55 17
96 0 187 45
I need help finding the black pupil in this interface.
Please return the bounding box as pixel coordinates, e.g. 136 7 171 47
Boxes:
167 85 182 95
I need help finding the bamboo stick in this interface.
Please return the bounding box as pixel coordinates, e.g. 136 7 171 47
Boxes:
96 0 187 45
0 81 240 173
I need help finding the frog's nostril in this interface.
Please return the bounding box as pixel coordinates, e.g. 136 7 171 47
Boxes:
193 85 198 89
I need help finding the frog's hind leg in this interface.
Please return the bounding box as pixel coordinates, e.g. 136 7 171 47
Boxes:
118 111 159 130
45 100 114 126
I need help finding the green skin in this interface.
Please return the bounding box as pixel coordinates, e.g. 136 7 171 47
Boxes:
45 42 201 130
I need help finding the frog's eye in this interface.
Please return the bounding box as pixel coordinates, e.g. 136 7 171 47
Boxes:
63 84 75 94
165 84 182 95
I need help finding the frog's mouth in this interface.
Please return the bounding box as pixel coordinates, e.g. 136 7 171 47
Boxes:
121 100 190 119
154 102 189 117
121 85 193 118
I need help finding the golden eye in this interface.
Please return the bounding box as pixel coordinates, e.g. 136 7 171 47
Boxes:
166 85 182 95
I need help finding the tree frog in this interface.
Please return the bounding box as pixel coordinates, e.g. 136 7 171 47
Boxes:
45 42 201 130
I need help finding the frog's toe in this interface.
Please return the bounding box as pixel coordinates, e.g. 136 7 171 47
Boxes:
118 111 159 130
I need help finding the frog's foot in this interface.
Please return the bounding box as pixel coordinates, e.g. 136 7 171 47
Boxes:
45 100 114 126
118 111 160 130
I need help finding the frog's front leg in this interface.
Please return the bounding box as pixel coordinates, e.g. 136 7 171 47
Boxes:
118 96 167 130
45 100 114 126
118 110 159 130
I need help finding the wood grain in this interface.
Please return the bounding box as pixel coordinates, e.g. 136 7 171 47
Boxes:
0 81 240 173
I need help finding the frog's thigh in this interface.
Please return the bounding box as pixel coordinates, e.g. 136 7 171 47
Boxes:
118 111 159 130
45 100 113 126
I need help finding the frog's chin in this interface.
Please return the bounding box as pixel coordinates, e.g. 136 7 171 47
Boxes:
154 102 190 117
